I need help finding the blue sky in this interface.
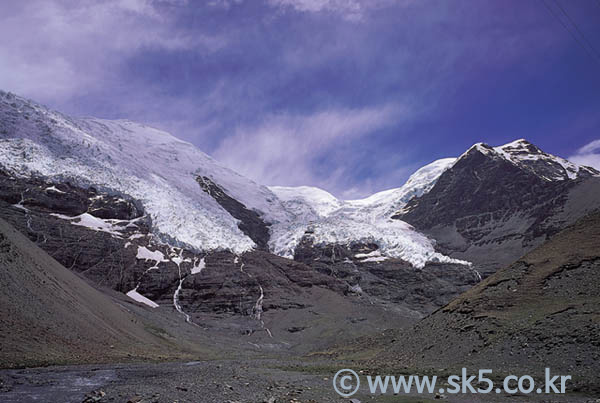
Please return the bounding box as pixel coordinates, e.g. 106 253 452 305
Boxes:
1 0 600 198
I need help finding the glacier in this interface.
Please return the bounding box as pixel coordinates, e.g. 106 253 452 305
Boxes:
5 91 592 268
0 91 287 254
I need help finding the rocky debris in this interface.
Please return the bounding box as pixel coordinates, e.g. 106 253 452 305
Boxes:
197 175 271 249
81 389 105 403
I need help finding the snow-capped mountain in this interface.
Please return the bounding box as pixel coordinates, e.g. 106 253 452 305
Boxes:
465 139 597 181
396 138 600 276
2 90 598 272
0 91 289 254
3 89 600 340
268 158 463 268
271 157 456 222
0 90 464 269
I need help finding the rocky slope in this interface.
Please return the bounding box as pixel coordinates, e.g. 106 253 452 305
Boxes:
353 210 600 393
2 90 600 362
0 216 195 368
0 169 427 357
0 90 482 331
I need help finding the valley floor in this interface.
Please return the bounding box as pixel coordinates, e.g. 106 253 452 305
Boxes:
0 358 596 403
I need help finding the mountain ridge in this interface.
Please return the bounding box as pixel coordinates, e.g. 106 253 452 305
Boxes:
395 137 600 277
2 89 599 348
0 90 467 268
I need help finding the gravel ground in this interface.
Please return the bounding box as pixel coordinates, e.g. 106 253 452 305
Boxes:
1 358 598 403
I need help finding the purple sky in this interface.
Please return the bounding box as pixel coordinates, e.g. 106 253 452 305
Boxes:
1 0 600 198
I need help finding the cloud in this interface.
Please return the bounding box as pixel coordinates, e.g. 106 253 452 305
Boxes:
267 0 406 21
269 0 363 20
1 0 593 199
0 0 223 103
569 139 600 171
207 0 244 9
212 104 408 195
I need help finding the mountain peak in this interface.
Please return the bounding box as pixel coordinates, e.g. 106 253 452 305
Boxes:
460 139 596 181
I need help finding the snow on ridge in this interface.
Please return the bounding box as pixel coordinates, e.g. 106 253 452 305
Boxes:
268 158 463 267
0 91 513 269
268 185 342 218
346 158 456 213
461 139 595 181
270 158 456 221
0 92 288 254
494 140 581 180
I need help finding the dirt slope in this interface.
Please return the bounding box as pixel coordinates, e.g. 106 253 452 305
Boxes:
0 217 193 368
348 210 600 393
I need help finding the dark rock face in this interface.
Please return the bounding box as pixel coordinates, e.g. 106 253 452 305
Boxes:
0 166 466 351
395 145 600 277
182 250 348 318
0 169 142 219
396 146 568 229
0 176 152 292
196 176 270 250
0 169 421 344
294 234 481 314
88 194 143 220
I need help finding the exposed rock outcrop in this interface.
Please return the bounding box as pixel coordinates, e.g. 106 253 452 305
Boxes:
197 175 270 250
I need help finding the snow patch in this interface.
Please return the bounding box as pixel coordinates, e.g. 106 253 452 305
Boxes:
355 250 388 263
190 257 206 275
136 246 167 264
355 250 382 259
126 287 159 308
362 256 388 263
51 213 124 236
45 185 65 194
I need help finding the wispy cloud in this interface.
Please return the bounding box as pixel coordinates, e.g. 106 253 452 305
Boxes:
1 0 597 198
569 139 600 171
269 0 363 20
0 0 223 102
267 0 406 21
213 104 408 195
